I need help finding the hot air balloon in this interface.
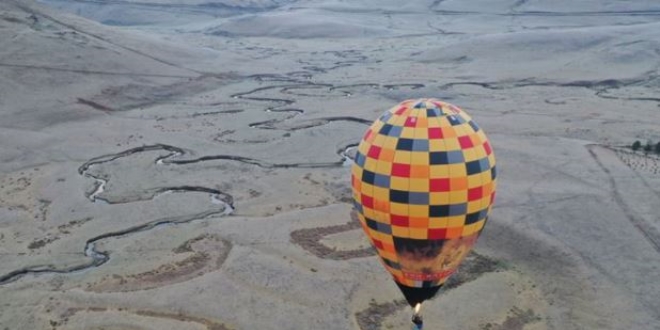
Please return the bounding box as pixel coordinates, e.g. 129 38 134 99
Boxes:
351 98 497 328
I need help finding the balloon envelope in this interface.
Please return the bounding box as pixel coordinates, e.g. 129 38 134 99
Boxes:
351 98 497 305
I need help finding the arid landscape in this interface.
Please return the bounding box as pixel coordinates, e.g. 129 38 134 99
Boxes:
1 0 660 329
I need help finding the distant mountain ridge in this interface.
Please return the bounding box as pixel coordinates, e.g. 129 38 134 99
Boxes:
38 0 302 26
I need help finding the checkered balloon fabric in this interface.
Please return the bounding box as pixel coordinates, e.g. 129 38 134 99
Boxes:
351 98 497 288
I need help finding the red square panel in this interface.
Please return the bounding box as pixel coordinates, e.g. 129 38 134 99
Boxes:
458 136 474 148
391 163 411 177
361 195 374 209
468 187 483 201
430 178 450 192
483 141 492 155
428 228 447 239
373 239 384 250
405 117 417 127
428 127 443 139
395 106 407 115
368 145 382 159
391 215 409 226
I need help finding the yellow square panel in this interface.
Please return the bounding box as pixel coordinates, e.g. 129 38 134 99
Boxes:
390 202 408 216
460 125 475 137
400 127 416 139
351 166 363 178
474 218 486 231
453 125 467 136
410 152 430 165
449 191 467 204
430 192 450 204
447 216 464 227
383 136 398 149
430 165 450 178
375 161 393 175
478 196 490 211
363 207 375 219
444 138 460 151
429 139 446 152
462 148 478 162
392 225 409 237
462 223 480 236
409 205 429 218
479 195 492 207
467 201 482 213
371 231 389 242
427 117 443 128
390 177 410 190
447 164 467 177
481 171 493 184
409 228 428 239
369 230 385 241
389 115 406 126
373 210 390 223
409 178 429 192
471 145 487 159
488 154 496 167
364 157 378 171
428 217 449 229
372 186 389 200
368 228 385 240
393 151 412 163
371 133 387 147
359 182 375 196
414 128 429 140
467 174 484 188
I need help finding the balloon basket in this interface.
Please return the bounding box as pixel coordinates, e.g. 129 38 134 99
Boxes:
411 303 423 330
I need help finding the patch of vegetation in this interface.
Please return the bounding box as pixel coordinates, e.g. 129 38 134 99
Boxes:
632 140 641 151
631 140 660 155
